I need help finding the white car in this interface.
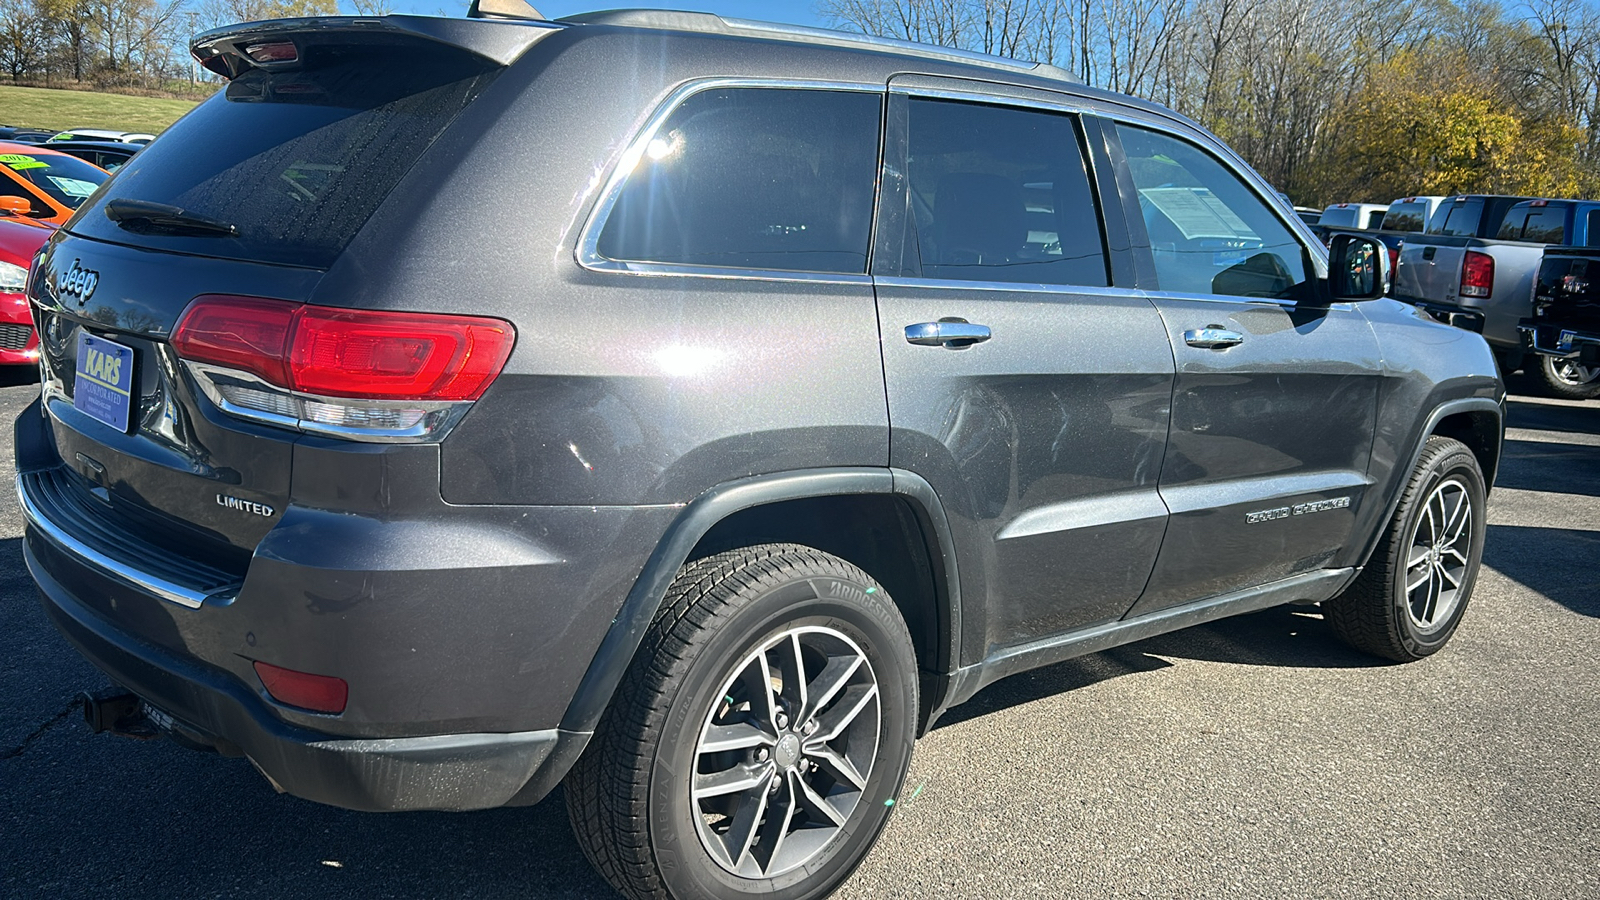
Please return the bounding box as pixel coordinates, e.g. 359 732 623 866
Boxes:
48 128 156 145
1319 201 1390 231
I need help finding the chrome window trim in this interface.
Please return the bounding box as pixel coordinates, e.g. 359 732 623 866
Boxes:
576 77 885 284
1142 288 1357 313
17 471 212 609
874 276 1145 300
888 83 1090 118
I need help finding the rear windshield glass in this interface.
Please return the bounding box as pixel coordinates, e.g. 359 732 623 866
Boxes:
1382 202 1428 232
1436 200 1483 236
68 44 499 268
0 151 106 209
1319 207 1356 228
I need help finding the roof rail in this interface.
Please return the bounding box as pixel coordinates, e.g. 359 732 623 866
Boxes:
553 8 1080 84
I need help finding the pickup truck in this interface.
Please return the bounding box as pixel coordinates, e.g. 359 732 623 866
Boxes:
1520 247 1600 398
1312 196 1445 291
1388 195 1600 390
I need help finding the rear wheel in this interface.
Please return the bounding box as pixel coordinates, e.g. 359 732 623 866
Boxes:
1536 354 1600 400
565 543 917 900
1325 436 1486 661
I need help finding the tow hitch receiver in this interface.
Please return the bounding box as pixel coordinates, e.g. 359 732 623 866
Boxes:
79 689 159 739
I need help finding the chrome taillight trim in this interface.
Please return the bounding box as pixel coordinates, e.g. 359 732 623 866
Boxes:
184 361 472 444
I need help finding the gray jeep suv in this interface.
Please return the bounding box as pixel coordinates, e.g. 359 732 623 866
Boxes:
18 8 1503 900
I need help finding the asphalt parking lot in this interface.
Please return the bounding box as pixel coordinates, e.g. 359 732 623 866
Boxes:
2 375 1596 899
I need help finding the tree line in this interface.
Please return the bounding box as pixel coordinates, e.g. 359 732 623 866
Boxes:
4 0 1599 204
823 0 1600 205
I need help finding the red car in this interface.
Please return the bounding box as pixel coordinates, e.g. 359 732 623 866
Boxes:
0 215 52 365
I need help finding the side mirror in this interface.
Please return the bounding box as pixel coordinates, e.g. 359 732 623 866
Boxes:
0 196 31 217
1328 233 1388 301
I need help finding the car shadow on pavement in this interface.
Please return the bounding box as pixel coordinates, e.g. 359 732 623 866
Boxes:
1493 438 1600 497
0 365 39 388
933 604 1379 731
1483 523 1599 618
1504 397 1600 436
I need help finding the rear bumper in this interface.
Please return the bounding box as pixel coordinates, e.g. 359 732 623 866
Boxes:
1520 321 1600 365
27 534 561 812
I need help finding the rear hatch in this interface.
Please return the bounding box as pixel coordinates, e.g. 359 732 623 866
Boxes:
27 17 547 593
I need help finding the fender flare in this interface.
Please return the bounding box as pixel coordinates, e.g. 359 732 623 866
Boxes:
1353 396 1503 571
557 466 963 736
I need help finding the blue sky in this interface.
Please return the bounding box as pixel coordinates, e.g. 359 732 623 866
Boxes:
388 1 831 28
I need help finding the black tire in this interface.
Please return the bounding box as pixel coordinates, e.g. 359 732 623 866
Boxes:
1325 436 1486 662
565 543 918 900
1536 354 1600 400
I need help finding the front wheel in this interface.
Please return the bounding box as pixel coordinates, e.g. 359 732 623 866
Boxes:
1536 354 1600 400
566 544 918 900
1325 436 1487 662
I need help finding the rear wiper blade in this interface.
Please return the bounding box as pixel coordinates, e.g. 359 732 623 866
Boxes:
104 199 238 237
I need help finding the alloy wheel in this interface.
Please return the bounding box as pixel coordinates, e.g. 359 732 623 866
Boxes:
1404 477 1473 633
690 625 881 879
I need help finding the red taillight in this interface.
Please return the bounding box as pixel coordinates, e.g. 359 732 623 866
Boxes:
172 295 514 402
245 41 298 64
1461 251 1494 298
253 661 347 714
291 307 511 401
1388 247 1400 273
171 296 293 385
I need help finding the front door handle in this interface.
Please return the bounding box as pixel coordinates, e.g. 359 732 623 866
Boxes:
1184 327 1244 349
906 319 991 348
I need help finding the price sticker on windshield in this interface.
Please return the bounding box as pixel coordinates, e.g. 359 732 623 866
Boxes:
74 332 135 433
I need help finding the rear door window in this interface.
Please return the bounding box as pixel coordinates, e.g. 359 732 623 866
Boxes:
899 97 1108 286
68 45 501 269
595 87 881 274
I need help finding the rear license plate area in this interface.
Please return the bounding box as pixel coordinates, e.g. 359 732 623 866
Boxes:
73 332 135 432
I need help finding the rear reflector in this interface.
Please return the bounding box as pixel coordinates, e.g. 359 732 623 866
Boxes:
253 661 347 714
1461 251 1494 299
173 296 514 402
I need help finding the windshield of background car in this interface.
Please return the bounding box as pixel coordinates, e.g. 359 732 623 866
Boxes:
67 44 500 268
0 151 105 209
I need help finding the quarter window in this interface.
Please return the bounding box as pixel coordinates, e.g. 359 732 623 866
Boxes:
902 98 1109 286
596 87 881 274
1119 125 1310 300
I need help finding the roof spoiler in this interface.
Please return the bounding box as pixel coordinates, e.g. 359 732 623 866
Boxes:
191 15 557 79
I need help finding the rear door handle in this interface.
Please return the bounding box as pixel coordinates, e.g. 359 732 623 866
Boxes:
906 320 991 348
1184 327 1244 349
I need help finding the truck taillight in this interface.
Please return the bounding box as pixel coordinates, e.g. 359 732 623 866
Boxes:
1460 251 1494 299
172 295 515 441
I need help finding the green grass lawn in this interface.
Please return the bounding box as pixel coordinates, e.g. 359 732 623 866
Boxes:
0 85 199 137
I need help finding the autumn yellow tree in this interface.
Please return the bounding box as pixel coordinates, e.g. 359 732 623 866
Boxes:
1312 49 1591 201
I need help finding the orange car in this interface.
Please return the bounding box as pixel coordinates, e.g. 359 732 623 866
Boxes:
0 141 109 226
